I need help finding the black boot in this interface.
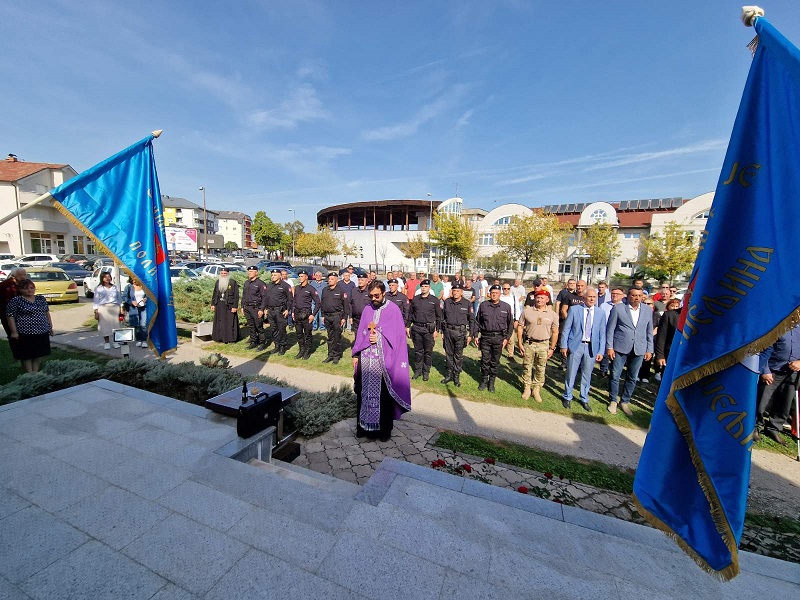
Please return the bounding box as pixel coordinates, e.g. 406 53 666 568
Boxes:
453 374 461 387
422 371 429 382
488 377 496 393
441 373 453 384
478 378 488 391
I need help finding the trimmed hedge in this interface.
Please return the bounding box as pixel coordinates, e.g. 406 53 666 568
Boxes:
0 358 355 437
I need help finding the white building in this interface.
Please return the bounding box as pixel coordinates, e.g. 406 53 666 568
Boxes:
318 198 461 273
319 192 713 281
216 211 254 250
0 156 90 256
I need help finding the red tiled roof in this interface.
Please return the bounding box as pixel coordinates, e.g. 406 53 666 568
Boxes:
0 161 69 183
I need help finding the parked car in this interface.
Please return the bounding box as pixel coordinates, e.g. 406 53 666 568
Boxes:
339 266 368 278
169 267 200 283
176 261 208 271
59 253 89 263
45 262 88 285
255 260 292 272
289 264 329 278
0 262 31 279
0 254 15 261
17 254 60 265
26 267 79 303
199 264 246 278
91 257 115 270
83 266 129 298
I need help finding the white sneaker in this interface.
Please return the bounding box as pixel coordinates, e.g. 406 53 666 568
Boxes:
113 343 121 349
654 373 662 382
641 378 649 384
104 343 111 350
137 341 144 347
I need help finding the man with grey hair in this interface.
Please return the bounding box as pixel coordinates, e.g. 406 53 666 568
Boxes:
210 267 239 343
0 267 27 337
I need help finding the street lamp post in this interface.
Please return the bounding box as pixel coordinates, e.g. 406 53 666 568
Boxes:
288 209 296 260
427 193 433 273
199 186 208 256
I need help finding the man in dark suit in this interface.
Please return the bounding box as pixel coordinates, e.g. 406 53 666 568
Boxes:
606 287 654 415
560 288 606 411
755 324 800 445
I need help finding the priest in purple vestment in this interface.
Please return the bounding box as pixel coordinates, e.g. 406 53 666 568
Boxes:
352 280 411 440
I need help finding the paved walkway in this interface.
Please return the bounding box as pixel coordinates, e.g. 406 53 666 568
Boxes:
39 303 800 520
1 380 797 598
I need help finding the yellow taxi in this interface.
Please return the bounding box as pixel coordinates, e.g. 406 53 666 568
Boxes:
26 267 80 303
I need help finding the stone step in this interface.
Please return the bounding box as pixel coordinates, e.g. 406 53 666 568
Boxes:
247 458 361 498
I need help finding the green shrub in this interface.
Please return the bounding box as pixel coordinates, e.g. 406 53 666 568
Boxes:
281 382 356 437
172 273 247 324
0 357 355 437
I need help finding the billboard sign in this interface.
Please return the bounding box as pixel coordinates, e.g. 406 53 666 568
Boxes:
165 227 198 252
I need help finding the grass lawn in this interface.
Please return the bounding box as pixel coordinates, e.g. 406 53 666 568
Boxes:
435 430 800 536
0 340 110 386
206 325 796 455
435 430 636 494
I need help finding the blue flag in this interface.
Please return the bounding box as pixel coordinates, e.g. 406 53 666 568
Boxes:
633 17 800 579
50 134 177 358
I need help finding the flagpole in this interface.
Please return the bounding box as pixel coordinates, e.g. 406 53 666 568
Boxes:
0 130 163 229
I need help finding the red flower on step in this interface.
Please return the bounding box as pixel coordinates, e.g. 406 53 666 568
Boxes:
462 464 472 473
517 486 529 494
484 458 496 465
559 474 564 480
553 499 563 504
544 472 553 480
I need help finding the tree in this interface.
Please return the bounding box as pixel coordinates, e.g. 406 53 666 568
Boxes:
429 212 478 275
295 228 340 261
640 221 698 284
224 241 239 250
399 233 427 273
581 222 620 283
340 239 359 264
495 211 572 277
251 211 284 254
283 220 305 256
482 250 511 279
376 242 390 271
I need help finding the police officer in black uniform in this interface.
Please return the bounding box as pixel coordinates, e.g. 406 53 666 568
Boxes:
477 284 514 392
292 269 319 359
241 265 268 349
320 272 349 364
349 273 371 334
263 268 293 354
407 279 442 381
385 278 409 324
440 280 477 387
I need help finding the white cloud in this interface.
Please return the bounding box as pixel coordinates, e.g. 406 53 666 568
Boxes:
361 84 469 141
248 83 330 130
456 109 475 129
582 140 726 171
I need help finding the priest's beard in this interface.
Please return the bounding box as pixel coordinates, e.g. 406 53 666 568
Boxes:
371 296 386 309
218 275 229 294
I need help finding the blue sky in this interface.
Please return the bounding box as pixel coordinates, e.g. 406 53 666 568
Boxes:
3 1 800 229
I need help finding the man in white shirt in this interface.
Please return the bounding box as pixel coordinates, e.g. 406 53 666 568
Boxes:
540 277 554 300
605 287 654 416
599 286 625 376
510 278 526 306
500 283 522 358
441 275 452 300
478 273 489 303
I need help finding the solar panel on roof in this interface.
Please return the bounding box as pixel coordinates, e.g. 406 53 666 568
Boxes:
618 201 628 210
671 198 682 208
